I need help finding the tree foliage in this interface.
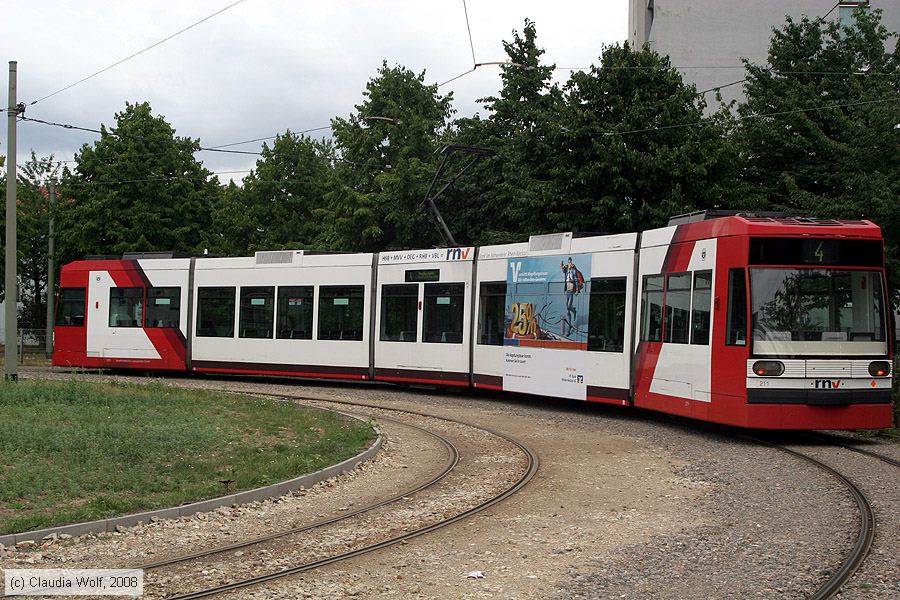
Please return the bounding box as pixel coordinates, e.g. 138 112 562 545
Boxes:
209 132 335 255
739 8 900 297
17 154 60 328
57 102 220 263
0 153 59 327
448 21 742 243
25 12 897 317
449 19 564 242
324 62 454 250
553 43 744 234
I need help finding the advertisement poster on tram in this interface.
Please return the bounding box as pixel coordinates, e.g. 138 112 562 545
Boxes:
502 253 592 399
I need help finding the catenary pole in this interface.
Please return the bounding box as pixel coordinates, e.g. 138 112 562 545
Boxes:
46 180 55 357
4 61 17 381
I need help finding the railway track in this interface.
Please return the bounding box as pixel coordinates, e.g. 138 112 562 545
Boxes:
141 390 539 599
138 412 459 571
744 435 877 600
801 431 900 469
18 368 896 597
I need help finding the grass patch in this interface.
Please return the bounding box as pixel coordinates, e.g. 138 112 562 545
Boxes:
0 379 374 534
0 352 51 367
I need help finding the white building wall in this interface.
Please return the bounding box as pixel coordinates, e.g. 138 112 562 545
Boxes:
629 1 900 105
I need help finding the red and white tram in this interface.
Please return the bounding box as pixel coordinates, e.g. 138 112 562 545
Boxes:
52 213 895 430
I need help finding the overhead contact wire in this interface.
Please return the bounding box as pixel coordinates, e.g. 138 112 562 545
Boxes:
30 0 250 106
462 0 477 68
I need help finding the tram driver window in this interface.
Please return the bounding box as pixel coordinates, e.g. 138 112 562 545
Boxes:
423 283 465 343
146 287 181 328
109 288 143 327
726 269 747 346
239 286 275 339
588 278 626 352
56 288 85 327
197 287 236 337
640 275 664 342
318 286 364 341
478 282 506 346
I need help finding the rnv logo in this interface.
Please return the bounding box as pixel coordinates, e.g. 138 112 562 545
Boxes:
446 247 471 260
814 379 842 389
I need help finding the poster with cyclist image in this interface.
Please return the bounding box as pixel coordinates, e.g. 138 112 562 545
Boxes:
504 253 592 350
503 253 592 400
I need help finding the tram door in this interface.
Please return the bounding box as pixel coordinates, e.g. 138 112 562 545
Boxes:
635 233 716 418
373 249 475 386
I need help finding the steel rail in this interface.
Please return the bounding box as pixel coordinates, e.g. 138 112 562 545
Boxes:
833 444 900 469
138 413 459 570
160 389 539 600
801 432 900 469
743 436 876 600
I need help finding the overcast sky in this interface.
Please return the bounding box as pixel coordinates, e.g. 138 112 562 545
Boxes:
2 1 628 180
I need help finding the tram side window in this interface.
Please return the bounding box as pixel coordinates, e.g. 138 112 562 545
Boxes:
146 287 181 328
664 273 691 344
109 288 143 327
640 275 664 342
239 286 275 339
726 269 747 346
197 287 236 337
588 278 626 352
56 288 86 326
380 284 418 342
318 286 364 341
478 282 506 346
690 271 712 345
276 286 313 339
423 283 465 344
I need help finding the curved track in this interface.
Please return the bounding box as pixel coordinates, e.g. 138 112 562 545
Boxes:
138 413 459 571
20 368 891 598
153 390 539 600
802 432 900 469
744 436 876 600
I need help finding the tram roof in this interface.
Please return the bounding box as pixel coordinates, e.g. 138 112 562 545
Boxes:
663 213 882 242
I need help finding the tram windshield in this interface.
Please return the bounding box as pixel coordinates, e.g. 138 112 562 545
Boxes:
749 268 888 357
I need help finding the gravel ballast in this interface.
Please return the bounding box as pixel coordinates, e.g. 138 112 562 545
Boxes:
6 368 898 599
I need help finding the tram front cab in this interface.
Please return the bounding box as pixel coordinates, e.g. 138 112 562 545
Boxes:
738 234 894 429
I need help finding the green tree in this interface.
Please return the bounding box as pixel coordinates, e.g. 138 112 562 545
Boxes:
57 102 220 263
325 62 454 250
739 8 900 297
18 153 60 328
0 153 59 327
210 132 336 254
449 19 563 244
205 180 251 256
551 43 744 235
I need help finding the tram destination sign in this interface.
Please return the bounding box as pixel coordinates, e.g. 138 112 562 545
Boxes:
749 238 882 267
405 269 440 282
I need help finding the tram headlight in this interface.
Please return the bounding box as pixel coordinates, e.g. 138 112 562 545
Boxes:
752 361 784 377
868 361 891 377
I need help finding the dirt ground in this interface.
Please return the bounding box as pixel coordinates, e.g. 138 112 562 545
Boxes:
236 402 707 599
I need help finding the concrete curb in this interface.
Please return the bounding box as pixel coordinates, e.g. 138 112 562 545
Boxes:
1 411 382 547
